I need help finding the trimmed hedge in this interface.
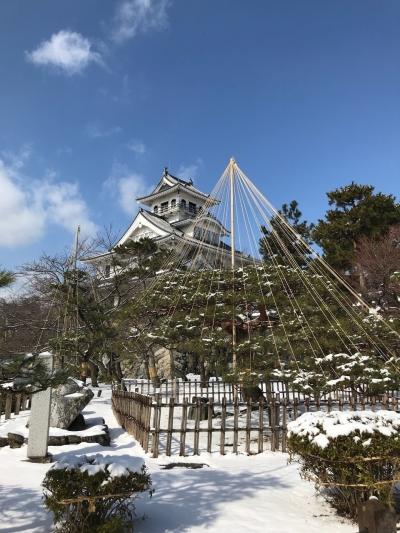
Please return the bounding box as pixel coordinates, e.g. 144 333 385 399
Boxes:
287 410 400 518
43 454 151 532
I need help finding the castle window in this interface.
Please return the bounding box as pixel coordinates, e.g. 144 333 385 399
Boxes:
189 202 196 213
181 199 187 209
160 201 169 213
171 199 176 209
104 265 111 278
154 205 158 214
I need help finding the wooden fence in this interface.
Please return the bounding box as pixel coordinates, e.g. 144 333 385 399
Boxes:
112 388 400 458
0 391 31 422
122 378 400 404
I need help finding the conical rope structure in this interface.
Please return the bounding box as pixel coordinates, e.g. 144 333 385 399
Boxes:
124 159 400 396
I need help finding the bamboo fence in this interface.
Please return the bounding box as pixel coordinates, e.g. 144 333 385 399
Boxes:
112 387 399 458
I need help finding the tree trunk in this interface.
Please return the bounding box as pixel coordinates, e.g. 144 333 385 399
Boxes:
148 351 160 387
144 357 150 380
169 350 175 379
88 360 99 387
200 357 208 389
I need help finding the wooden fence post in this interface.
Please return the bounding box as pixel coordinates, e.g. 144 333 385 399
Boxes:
220 397 226 455
180 398 188 456
258 398 264 454
207 398 213 453
194 398 201 455
233 397 239 454
166 397 175 456
152 396 162 459
245 399 251 455
270 396 276 452
5 393 12 420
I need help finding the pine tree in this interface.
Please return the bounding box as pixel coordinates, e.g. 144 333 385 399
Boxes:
259 200 314 265
0 269 15 288
121 262 400 390
313 183 400 275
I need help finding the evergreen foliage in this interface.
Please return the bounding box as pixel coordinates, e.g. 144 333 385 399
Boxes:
0 269 15 288
259 201 314 265
288 410 400 518
43 456 151 532
0 352 67 393
313 183 400 272
120 262 400 391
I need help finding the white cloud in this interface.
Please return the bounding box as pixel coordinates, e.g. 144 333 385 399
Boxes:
35 181 98 237
86 123 122 139
177 158 203 181
0 163 45 246
105 163 151 215
26 30 102 75
126 139 146 155
112 0 170 43
0 157 97 247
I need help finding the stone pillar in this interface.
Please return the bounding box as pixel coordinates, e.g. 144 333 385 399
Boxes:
27 352 53 460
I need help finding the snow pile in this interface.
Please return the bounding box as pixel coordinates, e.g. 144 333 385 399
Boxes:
0 413 106 439
52 453 145 478
287 410 400 449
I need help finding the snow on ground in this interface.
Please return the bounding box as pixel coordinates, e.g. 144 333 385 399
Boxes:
0 385 354 533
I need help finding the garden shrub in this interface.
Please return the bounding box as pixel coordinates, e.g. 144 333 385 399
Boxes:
43 454 151 532
287 410 400 519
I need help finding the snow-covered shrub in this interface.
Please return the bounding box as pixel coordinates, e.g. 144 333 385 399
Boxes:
43 454 151 532
273 352 400 397
287 410 400 518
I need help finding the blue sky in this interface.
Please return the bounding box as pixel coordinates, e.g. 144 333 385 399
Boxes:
1 0 400 272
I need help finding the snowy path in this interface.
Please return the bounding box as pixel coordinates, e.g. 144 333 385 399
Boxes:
0 386 355 532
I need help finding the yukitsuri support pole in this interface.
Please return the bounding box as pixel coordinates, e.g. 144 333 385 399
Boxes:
229 158 238 402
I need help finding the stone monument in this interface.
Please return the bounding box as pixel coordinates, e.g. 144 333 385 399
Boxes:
27 351 53 460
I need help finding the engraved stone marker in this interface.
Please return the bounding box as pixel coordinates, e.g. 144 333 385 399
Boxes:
27 352 53 460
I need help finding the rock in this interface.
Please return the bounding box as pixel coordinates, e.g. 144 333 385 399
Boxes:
162 462 209 470
8 432 25 448
67 435 82 445
48 435 69 446
68 413 86 431
241 386 265 403
97 390 102 397
49 378 94 429
81 430 110 447
188 397 214 421
0 437 9 447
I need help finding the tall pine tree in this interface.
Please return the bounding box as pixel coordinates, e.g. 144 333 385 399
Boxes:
313 183 400 278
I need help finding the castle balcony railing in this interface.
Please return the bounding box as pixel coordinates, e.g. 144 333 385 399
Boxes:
157 205 199 218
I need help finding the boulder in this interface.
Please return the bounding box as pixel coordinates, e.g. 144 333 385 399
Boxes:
68 413 86 431
241 386 265 403
49 378 94 429
8 432 25 448
188 397 214 421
